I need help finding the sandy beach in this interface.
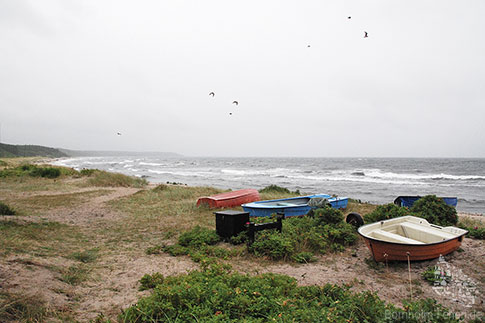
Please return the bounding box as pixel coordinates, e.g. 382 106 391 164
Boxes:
0 163 484 321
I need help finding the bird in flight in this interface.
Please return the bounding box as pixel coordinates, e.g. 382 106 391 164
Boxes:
364 31 368 38
117 132 122 136
307 45 311 48
209 92 215 97
232 101 238 105
229 112 233 116
348 16 351 19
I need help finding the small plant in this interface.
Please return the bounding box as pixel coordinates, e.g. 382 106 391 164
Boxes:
458 217 485 240
79 168 96 176
139 272 164 290
422 266 452 286
292 252 316 263
69 249 98 263
0 291 48 322
0 202 16 215
60 265 90 285
410 195 458 226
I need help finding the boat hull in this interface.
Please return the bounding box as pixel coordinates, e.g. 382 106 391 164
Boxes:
361 235 465 262
242 194 348 217
196 189 260 208
358 216 467 262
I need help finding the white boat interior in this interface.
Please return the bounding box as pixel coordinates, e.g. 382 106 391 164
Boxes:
358 216 467 245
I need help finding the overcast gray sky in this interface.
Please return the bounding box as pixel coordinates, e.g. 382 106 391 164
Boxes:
1 0 484 157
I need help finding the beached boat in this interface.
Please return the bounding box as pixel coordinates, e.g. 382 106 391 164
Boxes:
394 196 458 208
196 189 260 208
241 194 348 217
358 216 467 262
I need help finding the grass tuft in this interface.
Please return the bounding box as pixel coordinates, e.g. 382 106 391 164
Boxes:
0 291 49 322
85 170 147 188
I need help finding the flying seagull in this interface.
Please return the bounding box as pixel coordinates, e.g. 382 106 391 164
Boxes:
232 101 238 105
307 45 311 48
117 132 122 136
364 31 368 38
209 92 215 97
348 16 351 19
229 112 233 115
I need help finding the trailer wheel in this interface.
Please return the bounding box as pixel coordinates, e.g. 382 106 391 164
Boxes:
346 212 364 228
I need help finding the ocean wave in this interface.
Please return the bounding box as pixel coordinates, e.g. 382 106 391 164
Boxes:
139 162 165 166
342 169 485 181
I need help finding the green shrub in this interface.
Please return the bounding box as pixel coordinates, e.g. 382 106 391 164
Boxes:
120 265 460 322
0 160 7 167
29 166 61 178
178 225 220 247
248 231 295 260
410 195 458 226
139 272 164 291
365 203 411 224
313 207 344 225
0 164 61 179
259 185 300 195
0 202 16 215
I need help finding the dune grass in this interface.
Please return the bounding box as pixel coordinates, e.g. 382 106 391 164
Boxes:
0 220 86 258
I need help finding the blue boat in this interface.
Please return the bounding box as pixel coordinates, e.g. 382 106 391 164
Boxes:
242 194 348 217
393 196 458 208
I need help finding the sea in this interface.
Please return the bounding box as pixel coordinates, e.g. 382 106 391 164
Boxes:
52 157 485 215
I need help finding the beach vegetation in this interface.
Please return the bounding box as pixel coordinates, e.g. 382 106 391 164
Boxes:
0 291 49 323
422 266 452 285
60 264 91 285
458 217 485 240
0 201 16 215
364 196 458 227
83 169 147 188
157 207 357 263
410 195 458 226
69 248 99 263
364 203 411 223
121 263 460 323
0 164 61 179
259 184 300 196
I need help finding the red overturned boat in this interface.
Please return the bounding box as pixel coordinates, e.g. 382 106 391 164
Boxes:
196 189 260 209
